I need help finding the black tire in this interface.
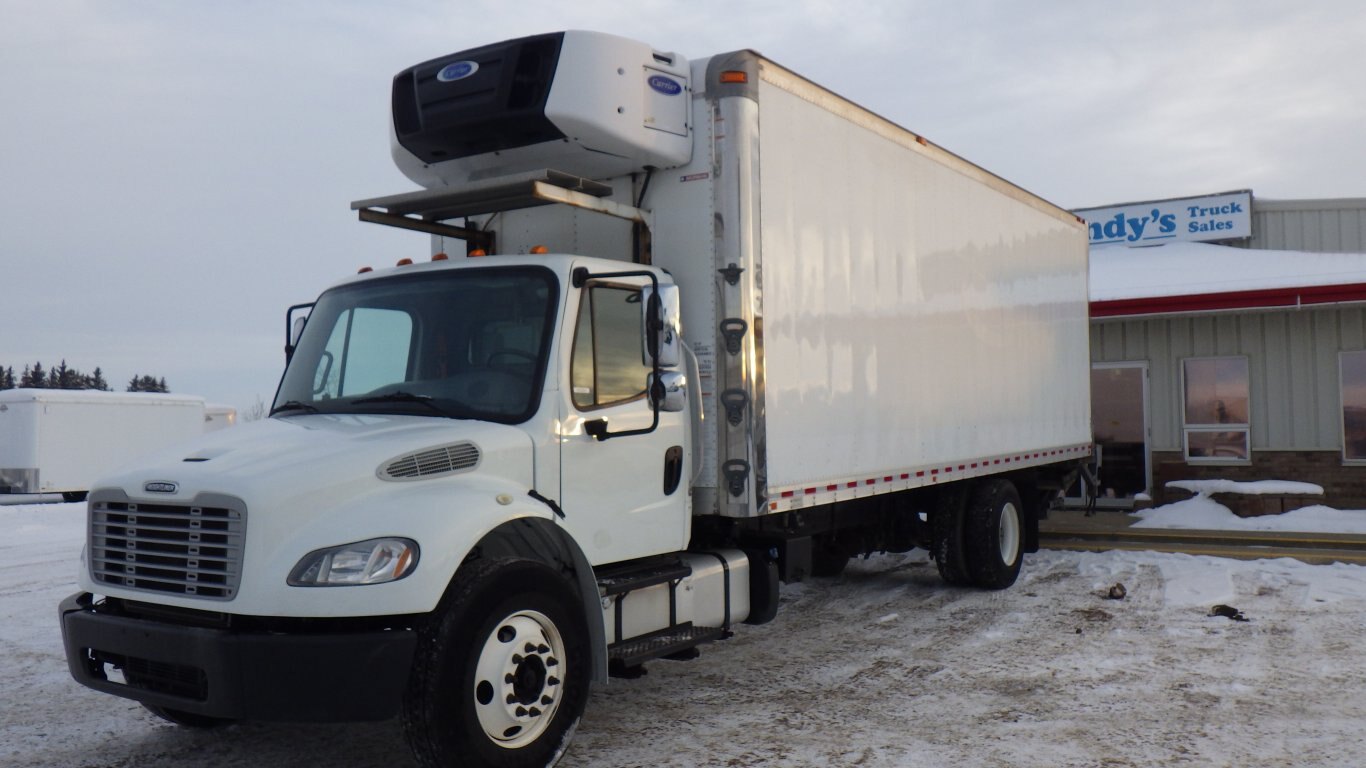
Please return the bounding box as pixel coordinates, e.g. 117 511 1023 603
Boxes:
403 558 590 768
963 479 1025 590
141 704 234 728
931 485 971 585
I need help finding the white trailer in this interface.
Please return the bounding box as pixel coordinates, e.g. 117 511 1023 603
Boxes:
62 31 1091 768
0 389 206 498
203 404 238 432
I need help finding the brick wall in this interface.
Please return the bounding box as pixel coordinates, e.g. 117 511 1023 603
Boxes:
1152 450 1366 510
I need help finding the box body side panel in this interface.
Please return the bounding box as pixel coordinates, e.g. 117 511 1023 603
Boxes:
754 70 1091 493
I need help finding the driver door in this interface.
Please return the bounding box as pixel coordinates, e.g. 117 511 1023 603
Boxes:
558 277 689 565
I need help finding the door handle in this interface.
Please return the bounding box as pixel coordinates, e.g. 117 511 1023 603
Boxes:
663 446 683 495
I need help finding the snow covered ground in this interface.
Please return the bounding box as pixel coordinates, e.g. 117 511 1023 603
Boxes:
6 502 1366 767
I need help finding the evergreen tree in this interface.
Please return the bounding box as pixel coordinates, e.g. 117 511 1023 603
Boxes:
90 367 109 391
22 362 46 388
0 366 13 389
127 374 169 393
53 359 75 389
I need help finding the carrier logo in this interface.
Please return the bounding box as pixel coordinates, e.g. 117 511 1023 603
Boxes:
144 481 178 494
437 61 479 82
647 75 683 96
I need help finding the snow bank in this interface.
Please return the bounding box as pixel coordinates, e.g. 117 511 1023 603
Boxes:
1167 478 1323 496
1133 496 1366 534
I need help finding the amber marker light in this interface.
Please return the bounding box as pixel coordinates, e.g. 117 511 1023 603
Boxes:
468 249 487 257
394 547 414 579
396 258 414 266
719 71 748 84
432 252 449 261
358 266 373 273
530 245 550 254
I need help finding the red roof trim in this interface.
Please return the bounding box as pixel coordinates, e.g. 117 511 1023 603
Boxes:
1091 282 1366 318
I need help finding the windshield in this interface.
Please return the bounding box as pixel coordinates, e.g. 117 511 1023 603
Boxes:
273 266 559 423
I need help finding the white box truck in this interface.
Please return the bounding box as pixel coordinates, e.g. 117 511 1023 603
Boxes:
61 31 1092 768
0 389 207 500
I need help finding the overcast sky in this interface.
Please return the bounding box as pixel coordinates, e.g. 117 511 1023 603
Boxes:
3 1 1364 413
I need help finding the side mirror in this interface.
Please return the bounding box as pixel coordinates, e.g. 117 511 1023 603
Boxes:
291 316 308 348
649 371 687 413
285 302 314 362
641 284 681 368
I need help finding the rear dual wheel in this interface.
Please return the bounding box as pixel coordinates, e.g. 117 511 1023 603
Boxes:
963 480 1024 589
932 479 1024 590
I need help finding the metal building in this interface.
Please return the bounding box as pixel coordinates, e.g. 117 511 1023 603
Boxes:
1077 193 1366 508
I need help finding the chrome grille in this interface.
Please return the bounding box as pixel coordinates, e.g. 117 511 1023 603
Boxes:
382 442 480 480
90 499 246 600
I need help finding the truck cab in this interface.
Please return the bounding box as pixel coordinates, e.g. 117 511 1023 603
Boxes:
60 250 750 763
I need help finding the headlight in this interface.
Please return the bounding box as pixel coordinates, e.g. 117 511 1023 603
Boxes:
288 537 419 586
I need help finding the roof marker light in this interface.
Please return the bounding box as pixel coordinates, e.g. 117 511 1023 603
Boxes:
396 258 414 266
530 245 550 254
468 249 487 257
432 252 449 261
358 266 373 274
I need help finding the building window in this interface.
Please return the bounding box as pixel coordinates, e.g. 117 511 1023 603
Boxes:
1182 356 1249 462
1341 351 1366 462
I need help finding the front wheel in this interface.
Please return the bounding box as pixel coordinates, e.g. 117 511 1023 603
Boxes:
964 479 1025 590
403 558 590 768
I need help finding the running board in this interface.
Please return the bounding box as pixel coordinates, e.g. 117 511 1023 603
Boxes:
609 623 726 670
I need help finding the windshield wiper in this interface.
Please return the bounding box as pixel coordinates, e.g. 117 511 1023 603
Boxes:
350 391 464 419
270 400 321 416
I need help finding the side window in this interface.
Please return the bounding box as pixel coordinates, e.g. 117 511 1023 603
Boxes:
315 307 413 399
1182 356 1250 462
571 285 649 409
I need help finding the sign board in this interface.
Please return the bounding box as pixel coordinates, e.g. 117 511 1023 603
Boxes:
1074 190 1252 247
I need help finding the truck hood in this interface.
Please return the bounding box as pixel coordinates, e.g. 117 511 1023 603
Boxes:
90 413 537 508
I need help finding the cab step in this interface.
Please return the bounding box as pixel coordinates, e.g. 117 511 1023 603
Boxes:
608 623 726 675
595 556 691 597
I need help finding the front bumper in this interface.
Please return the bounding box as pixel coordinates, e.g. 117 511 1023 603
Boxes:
59 592 417 722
